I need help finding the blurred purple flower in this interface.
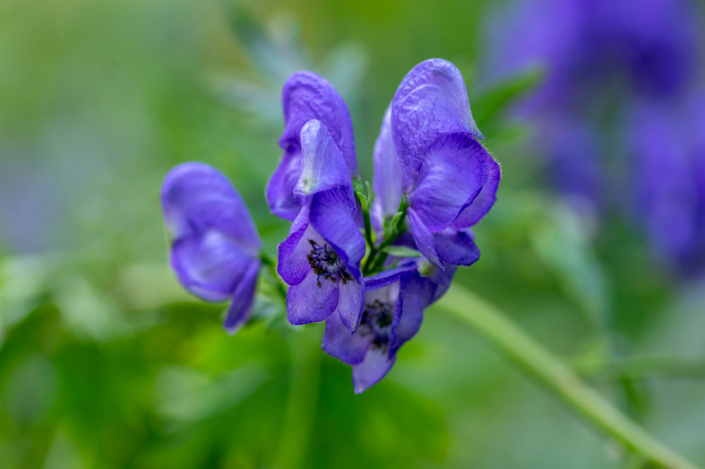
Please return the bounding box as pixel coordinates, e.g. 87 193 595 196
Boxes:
322 261 455 393
277 120 366 331
161 162 262 333
267 71 358 221
626 94 705 275
372 59 500 268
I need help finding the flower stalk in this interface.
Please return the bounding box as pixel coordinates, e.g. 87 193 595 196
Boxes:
436 285 700 469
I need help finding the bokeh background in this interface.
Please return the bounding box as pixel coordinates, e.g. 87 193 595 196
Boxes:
1 0 705 467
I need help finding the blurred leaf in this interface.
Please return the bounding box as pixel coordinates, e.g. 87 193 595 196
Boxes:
473 67 544 127
382 245 422 258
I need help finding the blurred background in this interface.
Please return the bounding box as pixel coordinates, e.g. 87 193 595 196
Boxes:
1 0 705 467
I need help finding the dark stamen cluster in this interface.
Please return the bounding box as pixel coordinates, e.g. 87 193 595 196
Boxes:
360 299 394 350
306 239 353 287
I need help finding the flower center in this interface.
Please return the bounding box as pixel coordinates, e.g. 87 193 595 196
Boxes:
361 299 394 349
306 239 353 287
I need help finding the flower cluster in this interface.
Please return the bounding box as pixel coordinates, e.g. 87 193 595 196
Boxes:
484 0 705 275
160 59 500 392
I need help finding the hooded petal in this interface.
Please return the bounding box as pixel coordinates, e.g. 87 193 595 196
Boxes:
223 260 260 334
407 132 491 232
162 162 260 249
322 312 373 365
287 271 339 325
295 119 356 198
392 59 483 190
433 228 481 266
353 347 396 394
372 105 403 221
161 162 261 302
280 71 357 175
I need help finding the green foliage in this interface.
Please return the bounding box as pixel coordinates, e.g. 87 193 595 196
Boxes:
0 0 704 468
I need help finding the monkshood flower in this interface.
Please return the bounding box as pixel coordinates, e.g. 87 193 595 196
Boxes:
372 59 500 268
161 162 262 333
266 71 358 221
277 119 366 331
322 261 455 393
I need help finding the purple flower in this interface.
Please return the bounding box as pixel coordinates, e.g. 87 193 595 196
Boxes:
372 59 500 268
266 71 358 221
322 262 455 393
277 119 366 331
161 162 262 333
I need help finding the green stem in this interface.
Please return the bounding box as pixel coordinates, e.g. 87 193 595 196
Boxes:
436 285 700 469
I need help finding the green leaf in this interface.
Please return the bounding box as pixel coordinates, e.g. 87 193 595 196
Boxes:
472 67 545 127
382 245 422 258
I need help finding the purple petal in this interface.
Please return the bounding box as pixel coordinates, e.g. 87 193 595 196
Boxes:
364 263 418 292
407 208 443 269
287 271 339 325
407 132 491 232
322 312 373 365
161 162 260 249
266 146 302 221
372 105 403 220
309 188 366 281
389 273 432 354
295 119 355 198
452 156 501 229
392 59 483 190
280 71 358 176
223 260 260 334
161 163 261 302
170 232 252 302
333 278 364 331
277 206 315 286
353 347 396 394
433 228 481 266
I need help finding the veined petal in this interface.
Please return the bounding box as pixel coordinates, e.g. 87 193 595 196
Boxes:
322 312 373 365
287 272 339 325
266 146 302 221
434 228 481 266
372 105 403 220
280 71 358 176
407 132 491 232
353 347 396 394
223 260 260 334
407 208 443 269
392 59 483 190
452 156 501 229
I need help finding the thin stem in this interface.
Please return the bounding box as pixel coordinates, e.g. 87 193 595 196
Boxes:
576 355 705 382
436 285 700 469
